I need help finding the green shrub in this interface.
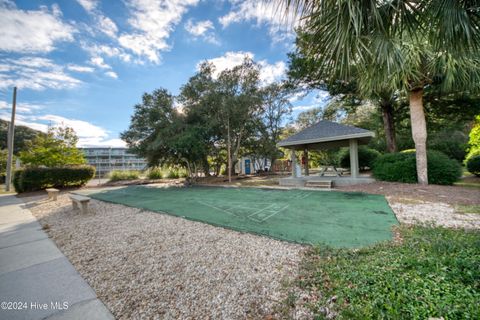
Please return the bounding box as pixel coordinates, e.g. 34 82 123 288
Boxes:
466 115 480 160
13 166 95 193
13 170 23 192
147 167 163 179
161 167 187 179
339 146 381 170
179 168 188 178
108 170 140 181
164 168 179 179
429 130 468 162
466 155 480 176
372 150 462 185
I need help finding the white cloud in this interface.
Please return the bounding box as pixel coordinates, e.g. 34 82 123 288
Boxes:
82 43 132 63
97 16 118 38
34 114 124 147
185 19 213 36
258 60 286 84
80 138 126 148
185 19 219 45
0 1 75 53
219 0 297 43
118 0 200 63
77 0 119 39
0 101 124 147
202 51 253 78
105 71 118 79
292 105 316 112
89 56 111 69
0 113 49 132
200 51 286 85
43 114 125 147
67 64 95 73
0 100 44 114
76 0 97 12
0 57 82 91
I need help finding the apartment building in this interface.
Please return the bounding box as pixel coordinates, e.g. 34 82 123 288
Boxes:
81 147 147 177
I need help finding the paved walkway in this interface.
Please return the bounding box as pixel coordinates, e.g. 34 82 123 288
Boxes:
0 194 114 320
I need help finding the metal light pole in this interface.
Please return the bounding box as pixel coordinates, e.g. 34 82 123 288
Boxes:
5 87 17 192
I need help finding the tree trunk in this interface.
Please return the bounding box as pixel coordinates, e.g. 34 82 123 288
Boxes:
380 101 397 153
409 89 428 185
227 119 232 183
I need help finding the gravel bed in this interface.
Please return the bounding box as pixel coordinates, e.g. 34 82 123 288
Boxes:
25 194 303 319
387 197 480 229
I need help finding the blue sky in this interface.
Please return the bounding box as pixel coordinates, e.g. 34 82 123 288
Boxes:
0 0 326 147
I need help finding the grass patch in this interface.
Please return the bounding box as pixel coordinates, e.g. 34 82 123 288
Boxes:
455 205 480 214
108 170 140 181
292 226 480 319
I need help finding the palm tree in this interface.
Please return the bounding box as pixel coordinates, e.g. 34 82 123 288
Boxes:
282 0 480 184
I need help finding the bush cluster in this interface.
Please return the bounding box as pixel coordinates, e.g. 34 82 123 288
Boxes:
163 168 188 179
108 170 140 181
428 130 468 162
13 166 95 193
147 167 163 179
372 150 461 185
466 153 480 176
338 146 381 171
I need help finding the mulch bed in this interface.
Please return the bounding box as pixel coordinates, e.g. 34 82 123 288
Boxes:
337 180 480 206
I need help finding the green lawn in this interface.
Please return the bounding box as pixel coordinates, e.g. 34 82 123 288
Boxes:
285 226 480 319
83 185 398 248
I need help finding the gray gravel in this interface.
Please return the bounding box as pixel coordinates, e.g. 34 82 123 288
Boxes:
25 194 303 319
387 197 480 229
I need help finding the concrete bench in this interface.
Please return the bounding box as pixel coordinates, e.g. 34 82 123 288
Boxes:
46 188 60 201
69 194 91 214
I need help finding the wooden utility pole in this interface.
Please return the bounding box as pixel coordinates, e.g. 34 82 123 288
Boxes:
5 87 17 192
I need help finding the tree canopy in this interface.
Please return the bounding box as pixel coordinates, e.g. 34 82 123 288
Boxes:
0 119 43 154
19 126 86 167
122 57 293 179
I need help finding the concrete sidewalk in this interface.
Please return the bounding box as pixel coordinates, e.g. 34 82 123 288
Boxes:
0 194 114 320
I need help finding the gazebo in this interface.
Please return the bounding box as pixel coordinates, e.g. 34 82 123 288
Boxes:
277 120 375 187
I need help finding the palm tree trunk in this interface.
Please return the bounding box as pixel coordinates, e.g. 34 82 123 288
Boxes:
380 101 397 153
409 89 428 185
227 118 232 183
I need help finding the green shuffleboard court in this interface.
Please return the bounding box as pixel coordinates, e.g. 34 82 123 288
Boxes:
85 186 398 248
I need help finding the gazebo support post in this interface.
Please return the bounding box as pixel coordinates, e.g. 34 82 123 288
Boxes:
349 139 359 179
303 148 309 176
291 151 297 178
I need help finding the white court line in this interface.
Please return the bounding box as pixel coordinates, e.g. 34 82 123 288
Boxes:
299 192 312 199
260 204 290 222
293 192 312 199
247 203 276 218
197 200 236 216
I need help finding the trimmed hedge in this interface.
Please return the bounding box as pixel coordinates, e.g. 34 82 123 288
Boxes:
339 146 381 171
13 166 95 193
466 155 480 176
372 150 462 185
429 130 468 162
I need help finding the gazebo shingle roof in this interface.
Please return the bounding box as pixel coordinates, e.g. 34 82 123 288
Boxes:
278 120 374 147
